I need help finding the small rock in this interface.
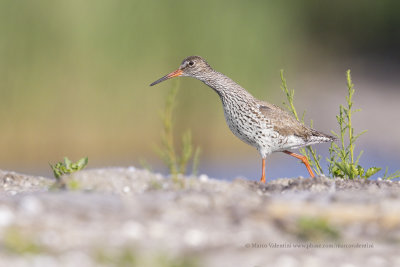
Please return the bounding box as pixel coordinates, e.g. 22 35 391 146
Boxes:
5 176 14 184
199 174 209 182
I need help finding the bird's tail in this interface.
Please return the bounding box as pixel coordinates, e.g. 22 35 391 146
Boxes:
309 129 336 144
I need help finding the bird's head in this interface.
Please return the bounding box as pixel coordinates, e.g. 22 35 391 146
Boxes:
150 56 212 86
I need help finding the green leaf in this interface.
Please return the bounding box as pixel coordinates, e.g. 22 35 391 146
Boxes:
335 162 348 174
353 130 367 141
331 165 344 178
76 157 88 170
365 167 381 178
50 163 62 179
64 157 72 168
356 165 364 177
349 164 358 179
354 150 363 165
383 170 400 180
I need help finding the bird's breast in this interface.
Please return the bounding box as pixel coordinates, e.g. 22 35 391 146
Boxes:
221 99 276 148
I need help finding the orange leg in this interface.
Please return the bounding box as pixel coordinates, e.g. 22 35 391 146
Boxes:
260 158 266 183
283 150 315 178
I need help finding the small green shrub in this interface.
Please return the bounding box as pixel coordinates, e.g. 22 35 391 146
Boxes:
296 217 340 241
50 156 88 179
327 70 380 179
155 81 201 177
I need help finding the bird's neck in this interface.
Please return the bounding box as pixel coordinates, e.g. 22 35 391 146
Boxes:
199 70 253 100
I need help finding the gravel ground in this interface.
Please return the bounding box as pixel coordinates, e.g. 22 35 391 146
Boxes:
0 168 399 267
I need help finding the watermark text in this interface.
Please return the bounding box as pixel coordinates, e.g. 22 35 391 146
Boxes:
244 242 374 249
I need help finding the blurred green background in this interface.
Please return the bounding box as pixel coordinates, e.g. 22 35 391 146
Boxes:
1 0 399 178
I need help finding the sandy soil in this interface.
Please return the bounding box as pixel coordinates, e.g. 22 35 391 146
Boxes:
0 168 399 267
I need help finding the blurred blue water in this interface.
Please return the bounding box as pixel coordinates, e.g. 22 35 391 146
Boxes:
198 148 400 182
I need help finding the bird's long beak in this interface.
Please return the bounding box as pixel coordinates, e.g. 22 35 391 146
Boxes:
150 69 183 86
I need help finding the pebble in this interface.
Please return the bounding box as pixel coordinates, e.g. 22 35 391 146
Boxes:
5 176 14 184
199 174 209 182
127 166 136 172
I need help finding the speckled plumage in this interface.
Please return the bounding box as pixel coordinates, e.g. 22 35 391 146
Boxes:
150 56 334 181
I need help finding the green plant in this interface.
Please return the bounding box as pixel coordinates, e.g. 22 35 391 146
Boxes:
382 167 400 180
280 70 324 175
65 179 82 190
95 248 137 267
191 146 201 176
149 179 163 190
156 80 201 177
280 69 399 179
50 156 88 179
3 227 43 254
328 70 380 179
296 217 340 241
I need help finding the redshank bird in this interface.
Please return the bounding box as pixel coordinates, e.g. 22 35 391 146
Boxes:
150 56 334 183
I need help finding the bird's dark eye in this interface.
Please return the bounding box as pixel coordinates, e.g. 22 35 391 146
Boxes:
188 61 194 67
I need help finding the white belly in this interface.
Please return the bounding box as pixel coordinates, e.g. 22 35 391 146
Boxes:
222 101 306 157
